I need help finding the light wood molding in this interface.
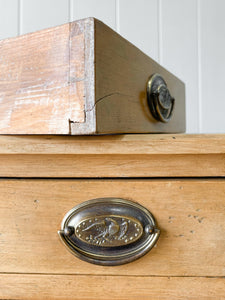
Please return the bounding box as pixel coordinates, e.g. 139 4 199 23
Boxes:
0 134 224 177
0 134 224 155
0 153 224 178
1 274 224 300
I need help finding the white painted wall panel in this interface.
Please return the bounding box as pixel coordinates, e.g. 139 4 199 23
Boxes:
118 0 159 61
160 0 199 133
0 0 224 133
0 0 18 40
200 0 225 133
71 0 116 29
21 0 69 34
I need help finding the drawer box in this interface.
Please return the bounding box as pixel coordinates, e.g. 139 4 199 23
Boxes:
0 18 185 135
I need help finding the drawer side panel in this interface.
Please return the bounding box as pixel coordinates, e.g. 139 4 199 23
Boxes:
0 20 88 134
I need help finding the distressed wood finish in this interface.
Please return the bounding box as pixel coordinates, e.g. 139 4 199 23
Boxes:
0 134 224 177
93 19 185 134
1 275 224 300
0 179 224 277
0 18 95 134
0 153 224 178
0 134 224 154
0 18 185 135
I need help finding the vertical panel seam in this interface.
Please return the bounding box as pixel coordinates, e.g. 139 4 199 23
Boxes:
18 0 22 35
158 0 162 64
115 0 120 33
197 0 202 133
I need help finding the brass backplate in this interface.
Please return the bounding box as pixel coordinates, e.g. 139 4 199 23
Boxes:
58 198 160 266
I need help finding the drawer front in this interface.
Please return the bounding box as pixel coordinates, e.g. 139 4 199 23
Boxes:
1 179 224 275
0 179 224 299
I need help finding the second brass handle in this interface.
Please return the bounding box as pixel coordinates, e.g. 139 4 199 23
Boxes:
147 73 175 123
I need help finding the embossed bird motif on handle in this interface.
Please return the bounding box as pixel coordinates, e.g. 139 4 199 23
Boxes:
82 217 128 240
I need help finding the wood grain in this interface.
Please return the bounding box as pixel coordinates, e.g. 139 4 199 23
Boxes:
0 17 185 135
92 19 185 134
0 134 224 155
0 18 95 134
0 179 224 277
0 135 224 177
0 153 224 178
1 274 224 300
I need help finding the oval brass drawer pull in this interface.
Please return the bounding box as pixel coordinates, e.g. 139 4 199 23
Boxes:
58 198 160 266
